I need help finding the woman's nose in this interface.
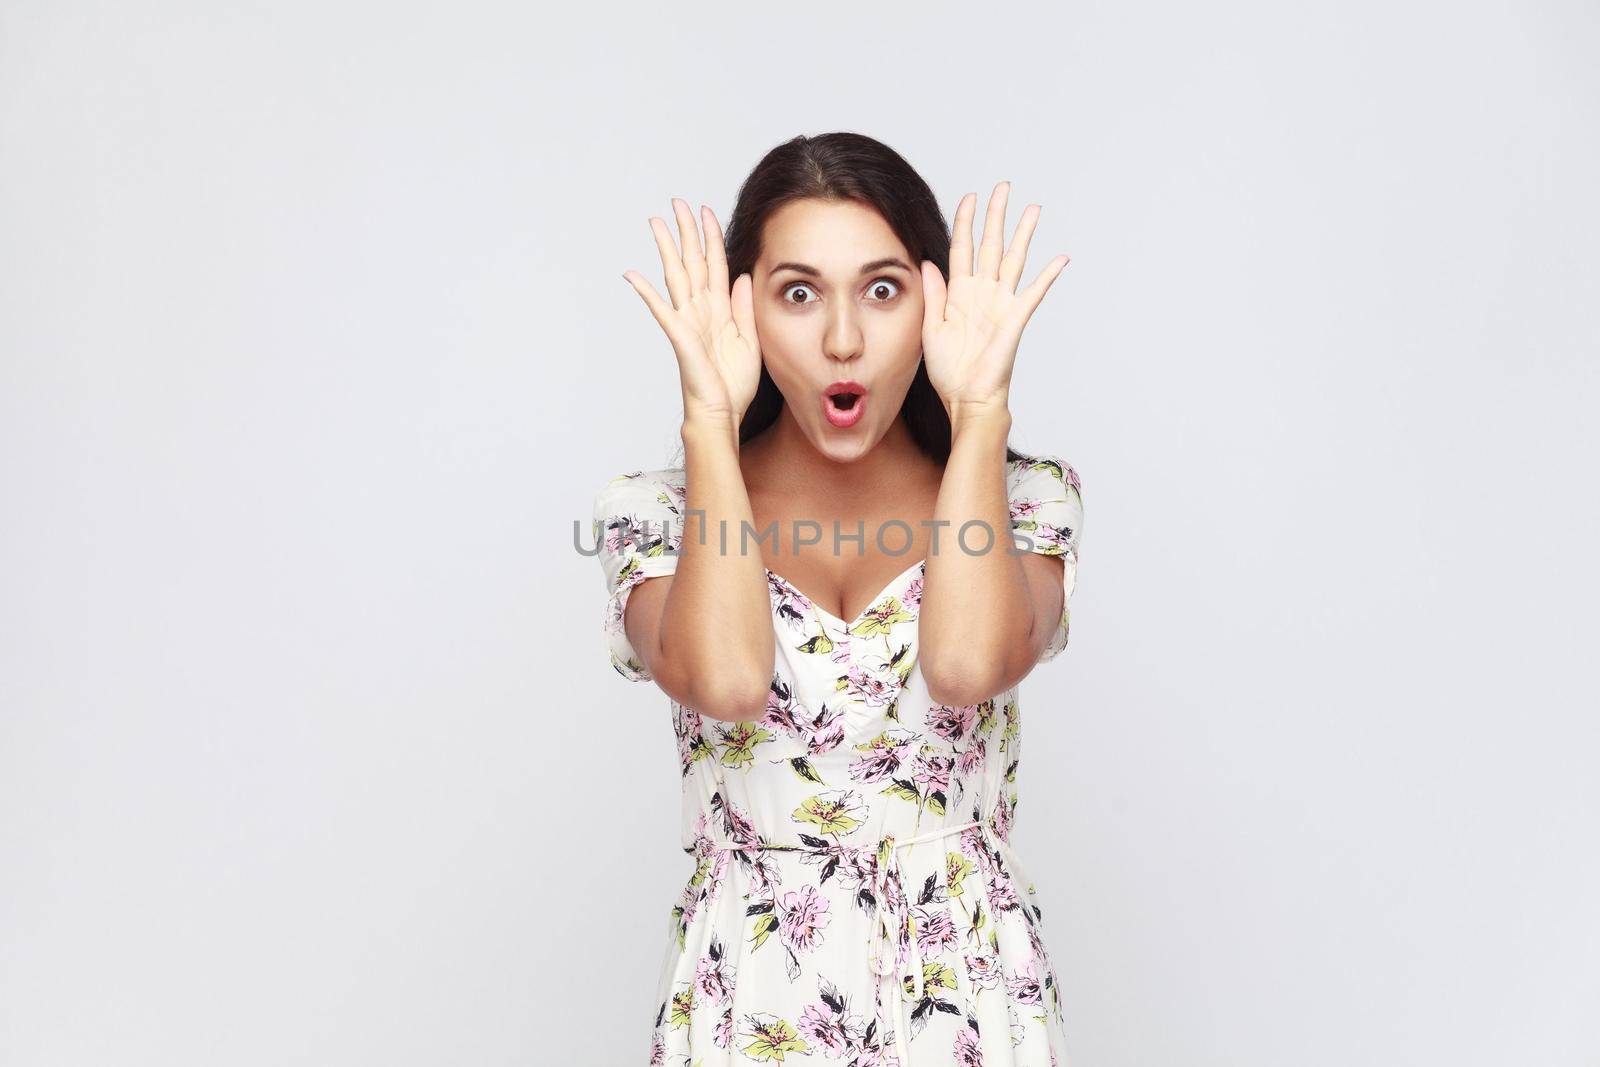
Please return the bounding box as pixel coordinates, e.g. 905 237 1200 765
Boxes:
824 310 863 363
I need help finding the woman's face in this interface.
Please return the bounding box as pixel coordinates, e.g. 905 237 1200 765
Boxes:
752 198 926 463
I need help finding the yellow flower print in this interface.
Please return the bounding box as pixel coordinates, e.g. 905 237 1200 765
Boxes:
670 985 694 1028
847 596 913 638
739 1012 808 1060
716 720 775 769
904 960 957 997
791 789 867 836
946 850 976 897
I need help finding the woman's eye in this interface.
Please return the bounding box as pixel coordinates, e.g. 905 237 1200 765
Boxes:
866 278 901 303
780 279 902 306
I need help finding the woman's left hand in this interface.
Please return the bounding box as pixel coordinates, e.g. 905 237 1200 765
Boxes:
920 181 1070 422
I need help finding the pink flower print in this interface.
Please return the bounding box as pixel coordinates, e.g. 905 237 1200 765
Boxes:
986 873 1021 914
927 702 978 744
797 977 868 1054
912 751 953 796
854 1037 901 1067
710 842 731 887
672 703 703 750
842 663 899 708
826 626 856 665
953 1020 983 1066
987 794 1013 844
714 1004 734 1048
913 904 958 956
677 889 700 929
804 703 846 756
1033 521 1071 551
966 951 1002 989
957 825 988 866
832 846 877 895
778 884 831 953
647 1028 665 1065
848 728 918 785
903 574 924 610
764 686 803 736
694 939 736 1004
1026 920 1048 962
1006 958 1043 1005
722 800 759 849
768 570 811 611
956 741 987 776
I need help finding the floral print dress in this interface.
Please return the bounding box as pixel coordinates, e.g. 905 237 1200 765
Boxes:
592 453 1085 1067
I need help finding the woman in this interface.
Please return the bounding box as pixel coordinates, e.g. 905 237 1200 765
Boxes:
594 132 1085 1066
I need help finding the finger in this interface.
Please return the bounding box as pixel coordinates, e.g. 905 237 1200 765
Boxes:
623 269 691 353
672 197 709 294
649 215 691 310
1014 254 1070 322
949 192 976 280
702 205 731 317
730 271 758 352
999 204 1041 294
920 260 947 339
975 180 1010 281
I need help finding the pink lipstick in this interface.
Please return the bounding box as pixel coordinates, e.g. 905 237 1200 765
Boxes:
822 379 868 428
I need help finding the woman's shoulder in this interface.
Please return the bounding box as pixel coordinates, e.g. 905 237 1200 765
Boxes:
1004 449 1084 557
592 465 687 522
1005 449 1083 499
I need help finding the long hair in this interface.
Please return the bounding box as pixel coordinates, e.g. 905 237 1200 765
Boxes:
714 132 1026 466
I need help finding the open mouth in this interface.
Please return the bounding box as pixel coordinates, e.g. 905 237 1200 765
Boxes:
823 380 867 427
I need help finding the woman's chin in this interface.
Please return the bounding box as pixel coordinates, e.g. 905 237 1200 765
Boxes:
809 420 879 462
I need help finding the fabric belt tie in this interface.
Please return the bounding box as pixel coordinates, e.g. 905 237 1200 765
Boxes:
713 816 1010 1066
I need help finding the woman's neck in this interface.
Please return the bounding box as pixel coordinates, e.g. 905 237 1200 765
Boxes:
739 403 935 504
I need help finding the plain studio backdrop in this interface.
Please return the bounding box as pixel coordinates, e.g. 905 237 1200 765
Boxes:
2 1 1596 1065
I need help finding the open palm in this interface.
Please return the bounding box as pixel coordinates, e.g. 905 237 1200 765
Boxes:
622 198 762 426
921 182 1069 419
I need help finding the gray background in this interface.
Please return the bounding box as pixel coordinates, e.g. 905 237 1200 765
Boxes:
3 1 1597 1064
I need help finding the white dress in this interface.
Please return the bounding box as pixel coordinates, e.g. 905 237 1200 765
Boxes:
593 453 1085 1067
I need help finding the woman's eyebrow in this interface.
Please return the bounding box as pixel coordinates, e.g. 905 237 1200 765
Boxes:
768 257 914 278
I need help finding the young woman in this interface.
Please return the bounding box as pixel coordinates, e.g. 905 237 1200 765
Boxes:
594 133 1085 1067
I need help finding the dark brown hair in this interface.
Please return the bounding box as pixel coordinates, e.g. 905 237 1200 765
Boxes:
719 132 1025 465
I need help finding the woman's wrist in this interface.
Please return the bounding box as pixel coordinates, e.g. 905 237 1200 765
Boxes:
681 411 742 453
947 400 1012 443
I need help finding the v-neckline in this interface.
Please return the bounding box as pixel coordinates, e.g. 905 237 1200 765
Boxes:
764 557 928 631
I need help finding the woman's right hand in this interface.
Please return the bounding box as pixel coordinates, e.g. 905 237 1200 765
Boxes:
622 199 761 429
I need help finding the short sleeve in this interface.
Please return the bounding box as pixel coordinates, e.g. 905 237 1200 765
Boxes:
591 468 687 682
1007 453 1085 662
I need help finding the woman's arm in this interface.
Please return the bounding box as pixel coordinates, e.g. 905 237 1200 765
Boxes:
918 407 1063 706
622 418 775 722
620 201 774 721
915 182 1072 704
